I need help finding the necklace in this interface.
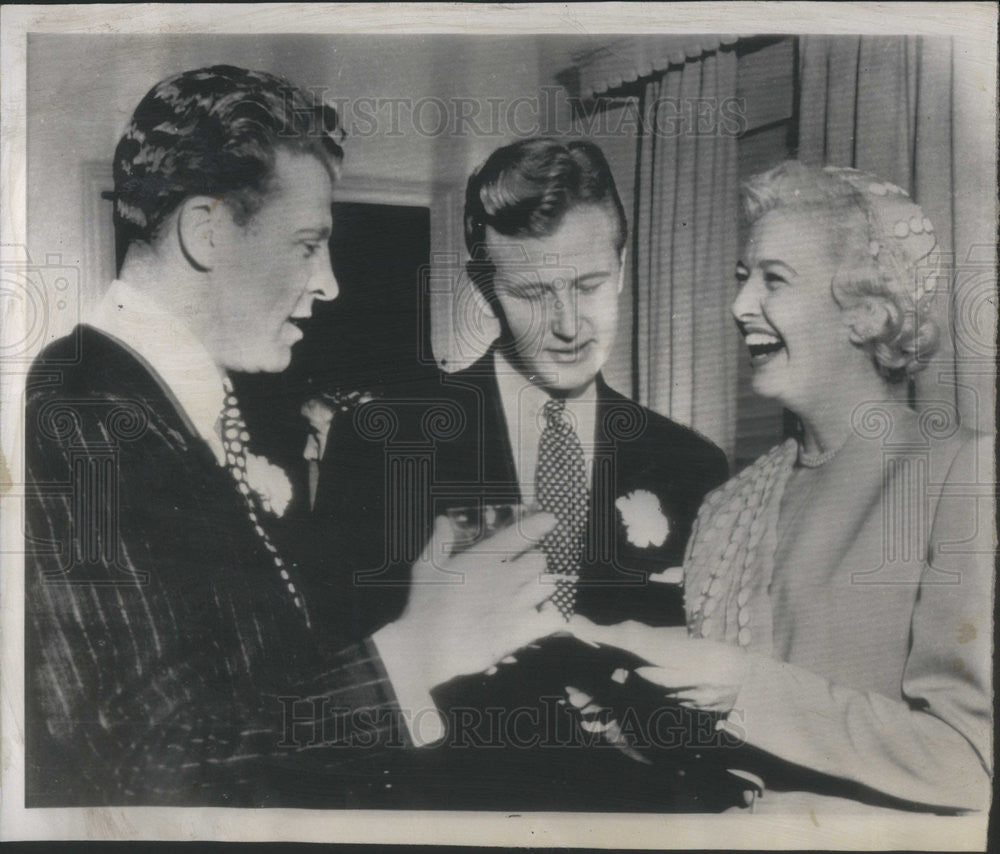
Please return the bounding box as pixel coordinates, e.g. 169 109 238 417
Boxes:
797 443 840 468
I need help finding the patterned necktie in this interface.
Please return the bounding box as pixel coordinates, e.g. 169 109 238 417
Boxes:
536 397 588 620
220 378 311 628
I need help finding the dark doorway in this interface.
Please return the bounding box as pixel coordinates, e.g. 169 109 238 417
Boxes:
234 201 433 467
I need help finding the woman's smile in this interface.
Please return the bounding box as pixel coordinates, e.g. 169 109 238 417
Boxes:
742 328 786 365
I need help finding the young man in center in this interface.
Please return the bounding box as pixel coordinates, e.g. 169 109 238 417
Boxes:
455 137 728 626
321 138 739 810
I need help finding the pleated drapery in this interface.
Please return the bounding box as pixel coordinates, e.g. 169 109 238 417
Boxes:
573 35 739 99
631 46 740 456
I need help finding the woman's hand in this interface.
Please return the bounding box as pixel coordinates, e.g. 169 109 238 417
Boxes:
566 616 751 714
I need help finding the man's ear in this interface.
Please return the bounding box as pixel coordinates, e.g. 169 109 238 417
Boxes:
177 196 225 272
616 247 627 294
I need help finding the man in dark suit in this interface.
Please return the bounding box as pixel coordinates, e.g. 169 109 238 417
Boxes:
312 139 742 810
24 66 563 808
449 139 730 623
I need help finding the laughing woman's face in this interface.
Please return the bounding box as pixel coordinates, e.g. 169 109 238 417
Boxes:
731 208 872 414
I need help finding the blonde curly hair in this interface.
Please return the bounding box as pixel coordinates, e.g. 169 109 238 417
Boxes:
741 160 940 383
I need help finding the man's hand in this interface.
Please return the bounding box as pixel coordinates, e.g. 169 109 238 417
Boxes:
388 511 566 692
566 616 751 714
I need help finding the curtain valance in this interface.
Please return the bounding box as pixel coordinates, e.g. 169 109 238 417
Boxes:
569 35 739 99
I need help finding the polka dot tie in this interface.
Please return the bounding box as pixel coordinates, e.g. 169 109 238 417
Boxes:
220 378 311 629
536 398 588 620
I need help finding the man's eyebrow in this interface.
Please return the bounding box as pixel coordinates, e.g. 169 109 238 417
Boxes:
759 259 798 276
575 271 613 283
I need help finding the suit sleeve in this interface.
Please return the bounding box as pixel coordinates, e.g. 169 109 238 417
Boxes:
718 435 993 812
25 394 411 807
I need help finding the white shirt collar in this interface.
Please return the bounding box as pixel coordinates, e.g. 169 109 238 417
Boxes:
88 279 228 466
492 348 598 499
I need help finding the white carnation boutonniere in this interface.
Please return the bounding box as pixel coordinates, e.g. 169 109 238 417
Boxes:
244 452 293 517
616 489 671 548
301 396 337 436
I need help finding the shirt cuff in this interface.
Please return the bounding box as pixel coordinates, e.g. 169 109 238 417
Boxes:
371 621 446 747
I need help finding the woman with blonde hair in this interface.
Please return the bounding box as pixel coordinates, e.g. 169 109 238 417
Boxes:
571 161 993 813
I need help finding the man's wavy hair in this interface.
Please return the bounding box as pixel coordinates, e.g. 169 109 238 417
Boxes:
741 160 939 383
464 138 627 298
112 65 345 253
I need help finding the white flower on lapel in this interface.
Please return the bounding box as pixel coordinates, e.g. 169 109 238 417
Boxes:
301 396 336 435
616 489 670 548
244 453 293 517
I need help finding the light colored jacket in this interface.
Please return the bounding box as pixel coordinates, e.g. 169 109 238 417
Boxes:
684 401 993 813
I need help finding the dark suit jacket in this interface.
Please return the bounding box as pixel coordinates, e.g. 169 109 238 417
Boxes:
308 349 742 810
24 326 418 808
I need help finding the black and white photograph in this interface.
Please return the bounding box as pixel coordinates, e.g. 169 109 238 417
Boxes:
1 2 996 848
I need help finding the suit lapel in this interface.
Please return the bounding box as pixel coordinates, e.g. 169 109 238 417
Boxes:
584 376 618 580
580 377 650 586
439 349 521 503
80 326 217 467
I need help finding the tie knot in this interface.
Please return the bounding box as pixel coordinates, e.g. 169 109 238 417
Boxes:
543 397 567 423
